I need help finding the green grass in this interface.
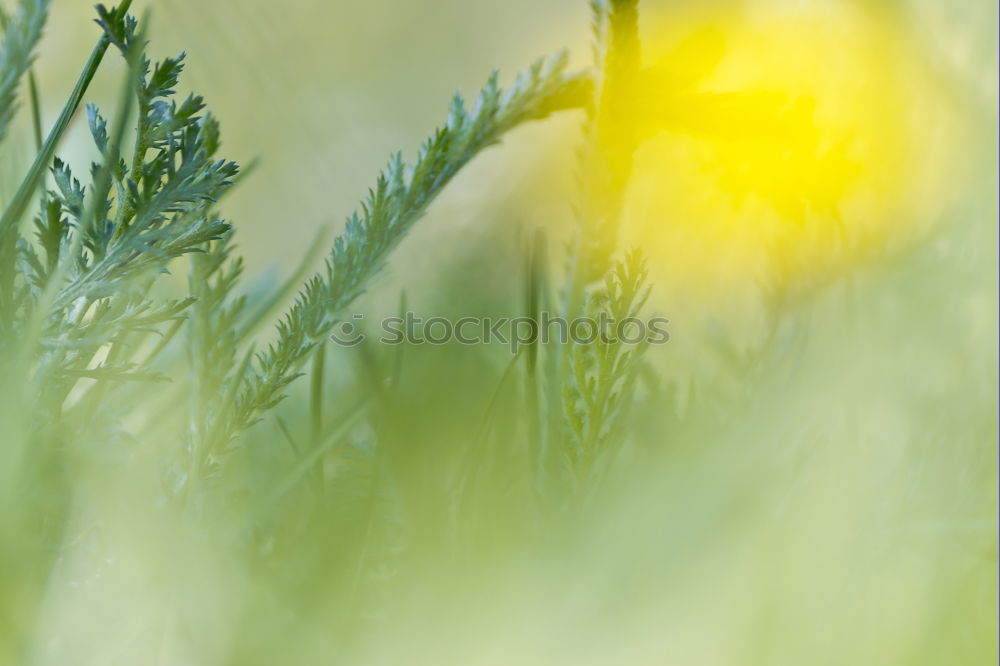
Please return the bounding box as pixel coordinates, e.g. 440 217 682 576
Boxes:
0 1 995 664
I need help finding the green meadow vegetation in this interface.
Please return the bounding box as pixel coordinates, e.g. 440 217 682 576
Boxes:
0 0 996 664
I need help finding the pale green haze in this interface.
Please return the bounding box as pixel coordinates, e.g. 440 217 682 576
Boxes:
0 1 996 664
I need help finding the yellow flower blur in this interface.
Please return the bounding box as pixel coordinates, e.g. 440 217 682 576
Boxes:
619 2 963 308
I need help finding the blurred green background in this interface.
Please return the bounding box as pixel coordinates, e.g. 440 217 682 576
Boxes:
2 1 996 664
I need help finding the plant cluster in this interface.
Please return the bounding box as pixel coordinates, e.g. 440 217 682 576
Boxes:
0 1 992 663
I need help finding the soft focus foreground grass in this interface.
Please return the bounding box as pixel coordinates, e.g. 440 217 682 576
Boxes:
1 1 996 664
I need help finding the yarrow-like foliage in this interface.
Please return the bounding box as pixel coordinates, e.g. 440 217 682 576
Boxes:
4 3 237 406
544 0 649 496
0 0 597 498
560 249 650 487
219 53 591 446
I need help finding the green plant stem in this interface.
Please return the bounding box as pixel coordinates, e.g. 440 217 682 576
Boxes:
309 341 327 491
310 342 325 439
0 0 133 238
27 71 41 151
563 0 640 317
252 399 370 523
